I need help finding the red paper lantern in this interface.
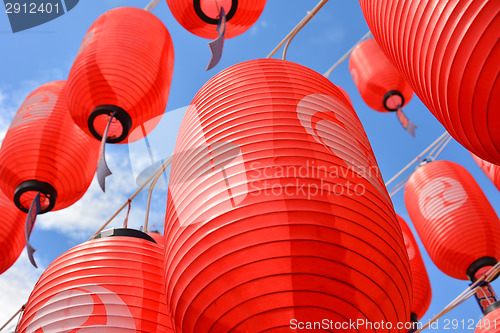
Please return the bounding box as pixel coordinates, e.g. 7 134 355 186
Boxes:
0 81 99 213
476 306 500 333
358 0 500 163
67 7 174 144
397 215 432 321
17 228 174 333
166 0 267 39
349 38 413 112
0 191 26 275
404 160 500 281
471 153 500 192
164 59 412 332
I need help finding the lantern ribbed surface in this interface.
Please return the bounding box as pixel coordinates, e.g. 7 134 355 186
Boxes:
164 58 412 332
166 0 267 39
476 308 500 333
404 160 500 280
0 191 26 275
67 7 174 144
358 0 500 163
17 231 174 332
349 39 413 112
397 215 431 320
471 153 500 192
0 81 99 213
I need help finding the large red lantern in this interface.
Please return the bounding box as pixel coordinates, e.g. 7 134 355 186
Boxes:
404 160 500 281
164 59 412 332
397 215 432 321
166 0 267 39
17 228 174 332
358 0 500 163
476 306 500 333
67 7 174 144
349 39 413 113
0 191 26 275
0 81 99 213
471 153 500 192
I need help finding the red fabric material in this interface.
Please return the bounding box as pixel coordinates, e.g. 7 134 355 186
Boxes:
405 160 500 280
471 153 500 192
0 191 26 275
349 39 413 112
67 7 174 143
164 58 412 332
358 0 500 163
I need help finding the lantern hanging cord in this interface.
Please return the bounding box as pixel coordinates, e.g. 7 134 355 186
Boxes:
143 160 169 233
144 0 161 12
414 262 500 332
88 154 173 240
323 30 372 78
429 134 452 161
0 303 25 332
266 0 329 59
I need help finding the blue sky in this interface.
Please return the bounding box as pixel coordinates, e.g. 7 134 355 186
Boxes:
0 1 499 331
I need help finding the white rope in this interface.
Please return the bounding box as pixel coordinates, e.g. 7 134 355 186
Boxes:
281 0 329 60
431 135 453 161
323 30 372 78
267 0 329 59
144 0 161 12
144 161 169 232
88 155 173 240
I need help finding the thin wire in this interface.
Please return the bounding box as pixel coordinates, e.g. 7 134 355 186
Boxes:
88 155 173 240
144 162 169 233
281 0 329 60
388 173 412 197
0 304 25 332
384 131 449 187
266 0 329 59
426 133 450 160
414 263 500 333
323 30 372 78
144 0 161 12
431 135 453 161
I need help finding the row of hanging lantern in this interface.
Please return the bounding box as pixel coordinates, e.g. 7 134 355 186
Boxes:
358 0 500 164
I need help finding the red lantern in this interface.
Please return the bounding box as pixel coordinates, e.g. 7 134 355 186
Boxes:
0 81 99 213
0 191 26 275
476 306 500 333
164 59 412 332
358 0 500 163
67 7 174 144
471 153 500 192
349 38 413 113
404 160 500 281
397 215 432 321
17 228 174 333
166 0 267 39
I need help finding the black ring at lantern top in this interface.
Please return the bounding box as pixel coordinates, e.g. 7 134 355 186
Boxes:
88 105 132 144
193 0 238 24
485 301 500 316
467 256 499 282
91 228 157 244
14 180 57 214
383 90 405 112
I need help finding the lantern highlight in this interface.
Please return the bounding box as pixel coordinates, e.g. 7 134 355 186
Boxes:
349 38 413 112
404 160 500 281
358 0 500 163
17 228 174 332
0 81 99 213
67 7 174 144
397 215 432 321
164 59 412 332
471 153 500 192
166 0 267 39
0 191 26 275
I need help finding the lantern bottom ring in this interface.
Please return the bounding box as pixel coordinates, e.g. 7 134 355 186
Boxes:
467 256 499 282
193 0 238 24
383 90 404 112
485 301 500 316
14 180 57 214
88 105 132 144
91 228 157 243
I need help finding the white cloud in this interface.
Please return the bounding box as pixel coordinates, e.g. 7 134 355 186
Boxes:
0 253 44 331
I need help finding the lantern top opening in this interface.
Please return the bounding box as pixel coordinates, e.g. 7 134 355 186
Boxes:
194 0 237 24
14 180 57 214
91 228 157 243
